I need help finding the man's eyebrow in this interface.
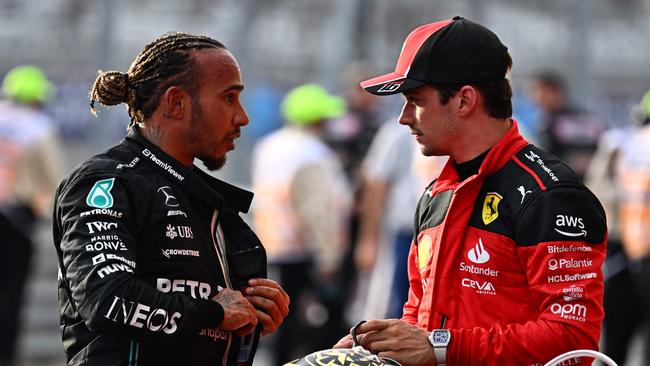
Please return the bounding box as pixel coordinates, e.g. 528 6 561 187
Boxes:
222 84 244 93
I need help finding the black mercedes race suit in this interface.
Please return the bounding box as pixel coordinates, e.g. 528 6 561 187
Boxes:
53 128 266 365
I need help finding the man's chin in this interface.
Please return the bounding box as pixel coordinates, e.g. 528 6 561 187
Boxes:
199 156 227 171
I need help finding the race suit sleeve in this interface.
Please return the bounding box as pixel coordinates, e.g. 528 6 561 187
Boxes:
447 186 607 366
56 174 224 339
401 240 422 325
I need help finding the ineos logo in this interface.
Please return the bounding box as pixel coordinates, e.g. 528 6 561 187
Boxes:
157 186 179 207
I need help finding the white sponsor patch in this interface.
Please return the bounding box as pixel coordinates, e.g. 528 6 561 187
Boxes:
91 253 136 268
156 278 211 299
467 238 490 264
80 208 123 218
161 248 200 259
550 303 587 322
461 278 496 295
104 296 181 334
554 214 587 237
459 262 499 277
547 245 592 254
97 263 134 278
560 285 586 302
548 258 593 271
86 221 118 234
548 272 597 283
165 224 194 240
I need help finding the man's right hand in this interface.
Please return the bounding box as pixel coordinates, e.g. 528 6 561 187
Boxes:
212 288 258 335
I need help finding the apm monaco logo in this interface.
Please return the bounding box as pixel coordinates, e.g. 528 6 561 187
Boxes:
554 214 587 237
376 81 404 93
550 303 587 322
467 238 490 264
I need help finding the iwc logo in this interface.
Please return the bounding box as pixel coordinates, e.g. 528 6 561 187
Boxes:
482 192 502 225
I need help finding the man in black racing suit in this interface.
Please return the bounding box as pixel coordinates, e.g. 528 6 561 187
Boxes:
53 33 289 365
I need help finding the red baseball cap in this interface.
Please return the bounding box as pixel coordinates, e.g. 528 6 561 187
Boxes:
361 16 510 95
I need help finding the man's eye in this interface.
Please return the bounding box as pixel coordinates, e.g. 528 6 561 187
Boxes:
226 94 234 104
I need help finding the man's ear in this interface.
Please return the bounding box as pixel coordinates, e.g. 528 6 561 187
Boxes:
161 86 189 119
457 85 478 117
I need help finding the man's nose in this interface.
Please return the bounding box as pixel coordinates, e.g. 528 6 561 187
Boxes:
398 102 412 126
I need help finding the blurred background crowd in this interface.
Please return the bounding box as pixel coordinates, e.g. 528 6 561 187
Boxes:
2 0 650 365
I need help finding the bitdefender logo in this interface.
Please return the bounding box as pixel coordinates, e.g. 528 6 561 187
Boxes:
467 238 490 264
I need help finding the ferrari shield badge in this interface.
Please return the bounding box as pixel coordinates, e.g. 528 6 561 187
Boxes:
482 192 502 225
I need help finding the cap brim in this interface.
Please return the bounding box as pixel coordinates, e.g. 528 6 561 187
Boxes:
360 72 427 95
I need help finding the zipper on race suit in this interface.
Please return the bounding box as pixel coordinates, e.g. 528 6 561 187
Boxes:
440 315 447 329
211 210 233 366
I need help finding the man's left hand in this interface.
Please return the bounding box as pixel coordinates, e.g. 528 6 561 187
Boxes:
354 319 436 366
244 278 290 336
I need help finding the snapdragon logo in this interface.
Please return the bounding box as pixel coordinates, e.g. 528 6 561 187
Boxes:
467 238 490 264
550 303 587 322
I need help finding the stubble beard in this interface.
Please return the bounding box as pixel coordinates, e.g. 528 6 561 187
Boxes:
189 100 227 171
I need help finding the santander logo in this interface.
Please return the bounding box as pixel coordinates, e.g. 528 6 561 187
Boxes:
467 238 490 264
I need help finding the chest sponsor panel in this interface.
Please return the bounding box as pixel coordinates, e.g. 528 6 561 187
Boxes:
457 228 527 288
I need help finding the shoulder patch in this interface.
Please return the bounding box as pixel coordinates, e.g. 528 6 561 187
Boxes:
513 145 580 190
86 178 115 208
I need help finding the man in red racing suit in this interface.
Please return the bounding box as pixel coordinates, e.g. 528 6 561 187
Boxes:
334 17 606 366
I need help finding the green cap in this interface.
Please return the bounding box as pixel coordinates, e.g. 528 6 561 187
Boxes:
281 83 346 126
641 90 650 118
2 65 55 103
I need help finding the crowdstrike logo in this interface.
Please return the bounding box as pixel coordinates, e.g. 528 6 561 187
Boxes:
467 238 490 264
161 248 200 259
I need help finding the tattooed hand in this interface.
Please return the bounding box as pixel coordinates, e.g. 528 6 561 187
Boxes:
212 288 258 335
244 278 290 336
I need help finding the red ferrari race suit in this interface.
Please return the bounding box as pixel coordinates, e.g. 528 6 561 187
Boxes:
403 121 607 366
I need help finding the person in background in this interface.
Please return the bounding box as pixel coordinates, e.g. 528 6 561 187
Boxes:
0 65 64 366
615 89 650 365
528 70 604 180
252 84 352 365
53 32 288 366
335 16 606 366
355 119 446 319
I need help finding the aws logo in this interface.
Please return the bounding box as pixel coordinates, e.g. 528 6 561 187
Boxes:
554 214 587 237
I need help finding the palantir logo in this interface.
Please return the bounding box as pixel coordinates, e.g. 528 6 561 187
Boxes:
86 178 115 209
467 238 490 264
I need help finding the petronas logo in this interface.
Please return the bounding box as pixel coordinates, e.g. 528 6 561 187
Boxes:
86 178 115 208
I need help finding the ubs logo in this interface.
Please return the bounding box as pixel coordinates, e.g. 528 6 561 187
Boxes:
158 186 179 207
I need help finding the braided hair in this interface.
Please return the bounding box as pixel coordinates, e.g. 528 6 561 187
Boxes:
90 32 225 126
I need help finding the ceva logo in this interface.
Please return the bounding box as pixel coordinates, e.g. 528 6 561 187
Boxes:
467 238 490 264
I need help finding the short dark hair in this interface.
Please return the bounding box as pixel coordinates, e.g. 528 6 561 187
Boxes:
432 53 513 119
90 32 225 126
